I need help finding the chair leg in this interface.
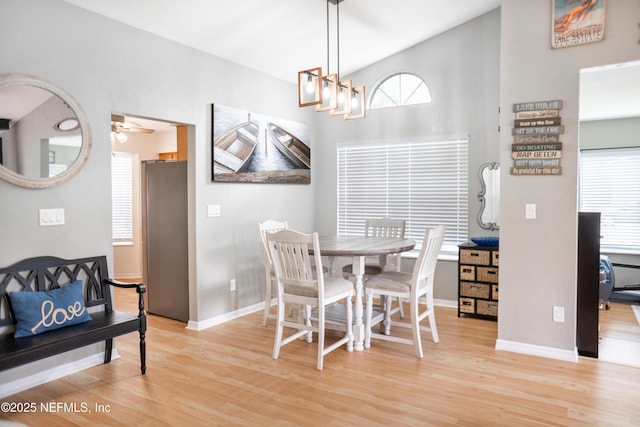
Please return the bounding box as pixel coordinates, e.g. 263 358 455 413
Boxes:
272 300 285 360
411 298 424 359
317 306 325 371
346 296 354 352
262 278 272 327
427 293 439 343
397 297 405 318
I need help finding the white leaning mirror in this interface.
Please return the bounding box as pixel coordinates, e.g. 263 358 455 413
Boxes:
0 74 91 189
478 162 500 230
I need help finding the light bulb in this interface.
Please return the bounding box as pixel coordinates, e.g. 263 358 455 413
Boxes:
352 93 359 109
116 132 128 143
322 82 331 99
337 89 345 105
305 74 315 94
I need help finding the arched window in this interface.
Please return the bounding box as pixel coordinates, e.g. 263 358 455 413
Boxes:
369 73 431 110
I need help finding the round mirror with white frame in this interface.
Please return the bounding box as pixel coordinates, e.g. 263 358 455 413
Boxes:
0 74 91 189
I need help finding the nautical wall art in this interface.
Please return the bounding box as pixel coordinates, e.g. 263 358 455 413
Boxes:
211 104 311 184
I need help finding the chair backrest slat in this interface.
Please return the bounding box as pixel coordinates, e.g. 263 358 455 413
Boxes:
365 218 406 238
413 225 446 292
267 229 323 300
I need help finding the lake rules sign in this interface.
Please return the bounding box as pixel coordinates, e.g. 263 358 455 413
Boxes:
511 100 564 175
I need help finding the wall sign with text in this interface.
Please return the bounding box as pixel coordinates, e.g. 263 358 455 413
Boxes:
552 0 605 49
511 100 564 175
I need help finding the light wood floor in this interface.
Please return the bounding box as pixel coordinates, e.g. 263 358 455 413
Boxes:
2 293 640 426
598 301 640 368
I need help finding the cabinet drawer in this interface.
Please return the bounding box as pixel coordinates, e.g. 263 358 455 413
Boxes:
477 300 498 317
460 249 490 265
459 298 475 314
460 265 475 281
477 267 499 283
460 282 490 299
492 251 499 266
492 284 499 300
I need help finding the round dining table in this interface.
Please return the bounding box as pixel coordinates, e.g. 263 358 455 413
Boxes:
314 235 416 351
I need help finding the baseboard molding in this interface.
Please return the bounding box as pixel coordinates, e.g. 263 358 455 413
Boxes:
434 299 457 309
114 273 143 280
186 301 265 331
0 350 120 399
186 298 457 331
495 339 578 362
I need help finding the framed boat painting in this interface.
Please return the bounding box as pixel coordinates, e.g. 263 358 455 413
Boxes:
552 0 605 48
211 104 311 184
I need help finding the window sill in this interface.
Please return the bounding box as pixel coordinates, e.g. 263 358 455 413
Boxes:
113 241 134 247
401 250 458 262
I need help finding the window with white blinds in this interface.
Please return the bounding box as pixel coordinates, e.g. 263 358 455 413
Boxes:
337 139 469 253
111 152 133 242
580 147 640 253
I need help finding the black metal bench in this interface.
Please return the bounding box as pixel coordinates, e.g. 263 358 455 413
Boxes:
0 255 146 374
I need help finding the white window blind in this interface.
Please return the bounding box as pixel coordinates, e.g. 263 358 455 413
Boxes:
111 152 133 242
337 139 469 253
580 147 640 253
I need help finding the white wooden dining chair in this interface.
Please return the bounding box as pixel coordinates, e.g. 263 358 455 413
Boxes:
364 225 445 358
257 219 288 326
342 218 407 318
267 229 354 371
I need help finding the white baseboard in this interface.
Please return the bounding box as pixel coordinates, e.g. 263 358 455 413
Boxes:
186 298 457 331
434 299 457 309
495 339 578 362
0 350 120 399
186 301 265 331
114 273 143 280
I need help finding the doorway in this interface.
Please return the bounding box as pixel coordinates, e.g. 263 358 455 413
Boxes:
110 114 190 322
579 60 640 368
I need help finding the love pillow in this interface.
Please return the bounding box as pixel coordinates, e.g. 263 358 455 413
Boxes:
10 280 91 338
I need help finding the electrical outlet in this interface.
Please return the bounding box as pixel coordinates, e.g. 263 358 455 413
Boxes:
207 204 221 217
230 279 236 292
525 203 536 219
553 306 564 322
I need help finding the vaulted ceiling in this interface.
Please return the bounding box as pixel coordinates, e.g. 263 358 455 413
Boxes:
65 0 640 122
65 0 500 83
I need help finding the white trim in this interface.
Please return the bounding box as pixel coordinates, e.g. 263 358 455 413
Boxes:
495 339 578 363
434 299 457 309
0 350 120 399
186 301 264 331
114 272 143 280
187 298 458 331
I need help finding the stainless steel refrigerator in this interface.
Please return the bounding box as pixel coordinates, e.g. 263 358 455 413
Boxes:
141 160 189 322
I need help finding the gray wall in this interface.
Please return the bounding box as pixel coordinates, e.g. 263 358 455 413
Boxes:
0 0 314 383
2 0 637 388
580 117 640 149
498 0 640 355
313 9 501 302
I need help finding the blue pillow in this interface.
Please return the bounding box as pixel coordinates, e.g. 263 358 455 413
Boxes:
10 280 92 338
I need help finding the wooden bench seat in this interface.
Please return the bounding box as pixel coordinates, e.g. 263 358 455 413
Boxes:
0 255 146 375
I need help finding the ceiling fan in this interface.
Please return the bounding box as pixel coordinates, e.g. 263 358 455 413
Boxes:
111 113 154 142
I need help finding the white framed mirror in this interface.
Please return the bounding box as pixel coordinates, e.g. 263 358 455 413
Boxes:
478 162 500 230
0 74 91 188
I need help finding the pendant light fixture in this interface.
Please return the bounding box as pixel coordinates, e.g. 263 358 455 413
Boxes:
297 0 365 120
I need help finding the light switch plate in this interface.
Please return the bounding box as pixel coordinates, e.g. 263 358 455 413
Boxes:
39 208 65 226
